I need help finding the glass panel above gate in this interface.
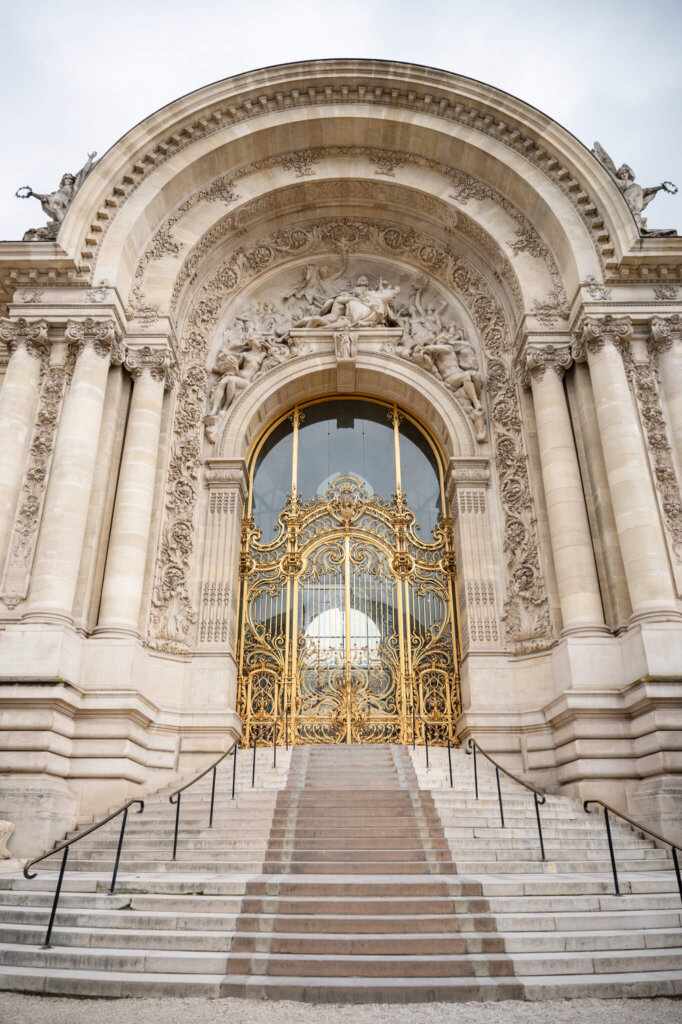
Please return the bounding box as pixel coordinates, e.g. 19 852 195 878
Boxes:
238 397 461 746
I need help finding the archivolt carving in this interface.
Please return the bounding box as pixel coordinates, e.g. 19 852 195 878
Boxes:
128 151 559 323
83 76 612 275
148 216 551 653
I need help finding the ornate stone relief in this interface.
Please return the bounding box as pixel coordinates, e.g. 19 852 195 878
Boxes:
65 317 125 363
653 284 679 301
125 345 177 386
518 345 572 387
129 150 558 324
0 317 49 359
572 313 634 361
622 346 682 560
148 216 552 654
582 274 612 301
450 171 570 327
1 349 75 603
650 313 682 352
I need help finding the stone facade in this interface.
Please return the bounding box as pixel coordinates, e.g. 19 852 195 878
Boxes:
0 59 680 857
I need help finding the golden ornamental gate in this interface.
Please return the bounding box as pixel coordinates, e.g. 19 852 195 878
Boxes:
237 454 461 746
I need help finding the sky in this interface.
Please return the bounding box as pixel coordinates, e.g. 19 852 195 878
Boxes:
1 0 681 240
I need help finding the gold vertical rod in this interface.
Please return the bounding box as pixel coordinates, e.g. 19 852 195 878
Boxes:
291 404 300 496
392 403 402 494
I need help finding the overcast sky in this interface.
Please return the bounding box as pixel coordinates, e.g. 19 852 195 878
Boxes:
1 0 681 240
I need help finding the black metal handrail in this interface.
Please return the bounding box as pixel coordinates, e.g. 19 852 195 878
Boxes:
23 797 144 947
169 739 239 860
415 715 455 787
466 738 546 860
584 799 682 900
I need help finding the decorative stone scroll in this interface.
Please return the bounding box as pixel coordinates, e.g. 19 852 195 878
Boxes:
148 216 552 653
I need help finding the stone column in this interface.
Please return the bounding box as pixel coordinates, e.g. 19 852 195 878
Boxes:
198 459 249 652
650 314 682 471
524 346 605 632
28 319 124 620
0 318 48 568
97 347 174 634
573 316 676 618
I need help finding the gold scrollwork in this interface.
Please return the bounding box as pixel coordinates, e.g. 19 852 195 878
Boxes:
237 472 460 745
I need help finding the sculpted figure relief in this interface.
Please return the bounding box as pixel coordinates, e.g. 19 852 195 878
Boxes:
592 142 678 236
204 265 486 446
204 302 296 442
393 278 486 441
17 152 98 241
294 276 400 329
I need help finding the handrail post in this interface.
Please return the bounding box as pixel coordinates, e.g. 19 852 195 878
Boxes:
209 765 217 828
495 766 505 828
285 705 289 750
171 792 181 860
41 845 68 948
231 742 238 800
273 717 277 768
447 733 453 788
412 702 416 751
473 741 478 799
424 720 429 769
673 848 682 904
603 807 620 896
251 729 257 788
533 792 546 861
109 806 128 894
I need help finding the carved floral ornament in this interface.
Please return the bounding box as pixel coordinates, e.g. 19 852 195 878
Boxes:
64 317 126 364
147 214 552 656
129 155 566 329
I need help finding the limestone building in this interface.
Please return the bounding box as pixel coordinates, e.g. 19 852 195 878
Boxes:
0 58 681 865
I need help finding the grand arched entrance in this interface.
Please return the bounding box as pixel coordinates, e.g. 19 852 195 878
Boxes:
237 396 461 745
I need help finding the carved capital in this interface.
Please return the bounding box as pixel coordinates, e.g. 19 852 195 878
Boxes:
650 314 682 354
66 318 125 364
0 317 48 359
125 345 177 388
522 345 572 387
572 314 633 362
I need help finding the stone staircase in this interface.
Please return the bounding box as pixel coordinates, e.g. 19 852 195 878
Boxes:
0 742 680 1001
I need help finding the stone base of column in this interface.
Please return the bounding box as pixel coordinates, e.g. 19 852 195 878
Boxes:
90 625 141 642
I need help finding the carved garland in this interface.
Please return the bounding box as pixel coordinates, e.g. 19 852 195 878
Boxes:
148 216 551 654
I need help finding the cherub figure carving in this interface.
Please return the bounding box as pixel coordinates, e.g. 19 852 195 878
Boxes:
592 142 677 236
17 152 98 241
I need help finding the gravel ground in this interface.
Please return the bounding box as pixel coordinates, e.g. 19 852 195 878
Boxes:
2 996 680 1024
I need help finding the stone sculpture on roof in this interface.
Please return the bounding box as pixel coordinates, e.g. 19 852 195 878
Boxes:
592 142 678 236
16 152 98 241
